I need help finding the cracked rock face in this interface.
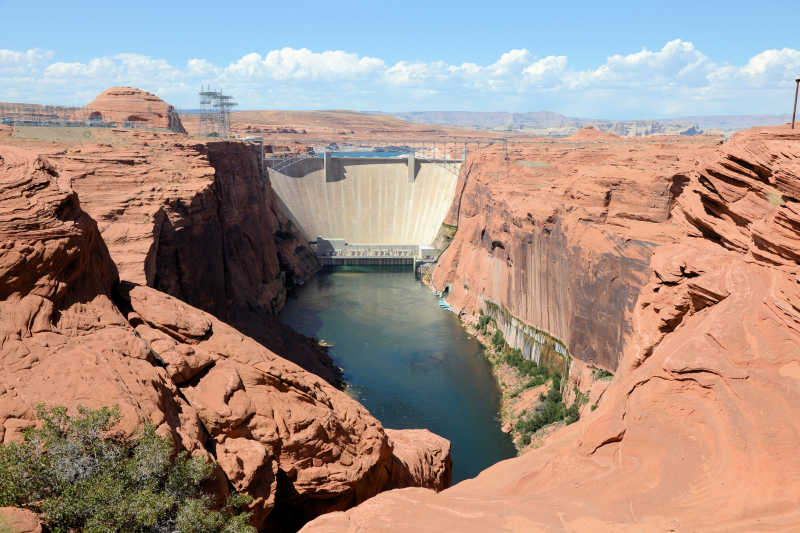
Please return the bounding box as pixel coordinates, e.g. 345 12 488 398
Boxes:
303 125 800 532
0 145 452 530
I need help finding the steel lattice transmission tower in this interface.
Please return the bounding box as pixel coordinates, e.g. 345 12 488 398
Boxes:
198 86 237 138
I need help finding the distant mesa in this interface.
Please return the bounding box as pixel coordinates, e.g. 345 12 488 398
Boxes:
567 126 621 141
85 86 186 133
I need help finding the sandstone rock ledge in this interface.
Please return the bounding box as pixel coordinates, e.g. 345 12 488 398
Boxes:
34 133 335 385
0 146 451 531
301 126 800 531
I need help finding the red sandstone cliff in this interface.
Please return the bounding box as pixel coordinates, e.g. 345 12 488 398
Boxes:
30 131 337 384
432 134 716 371
85 86 186 133
0 146 451 530
302 126 800 531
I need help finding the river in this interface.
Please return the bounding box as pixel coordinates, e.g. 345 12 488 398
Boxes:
279 267 516 483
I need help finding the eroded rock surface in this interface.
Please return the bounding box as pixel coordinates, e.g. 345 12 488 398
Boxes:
302 126 800 532
0 147 451 530
85 86 186 133
385 429 451 492
30 132 334 384
432 132 718 371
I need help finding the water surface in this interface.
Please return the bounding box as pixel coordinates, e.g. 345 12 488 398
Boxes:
279 267 516 482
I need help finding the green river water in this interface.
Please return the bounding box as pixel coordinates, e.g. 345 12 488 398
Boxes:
279 267 516 482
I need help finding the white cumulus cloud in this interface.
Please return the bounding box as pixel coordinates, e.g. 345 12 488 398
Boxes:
1 42 799 116
226 48 384 81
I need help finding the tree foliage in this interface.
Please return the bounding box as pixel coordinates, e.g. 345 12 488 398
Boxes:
0 405 256 533
515 374 582 446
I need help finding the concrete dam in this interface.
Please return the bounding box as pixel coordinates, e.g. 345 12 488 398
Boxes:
267 153 462 263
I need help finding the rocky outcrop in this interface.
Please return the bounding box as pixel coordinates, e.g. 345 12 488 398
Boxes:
85 86 186 133
0 147 452 530
385 429 452 492
567 126 620 141
302 125 800 531
37 133 336 384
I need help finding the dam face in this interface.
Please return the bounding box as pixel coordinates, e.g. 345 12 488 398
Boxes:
268 157 461 247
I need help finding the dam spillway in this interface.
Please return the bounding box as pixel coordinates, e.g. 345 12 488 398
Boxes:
267 155 462 247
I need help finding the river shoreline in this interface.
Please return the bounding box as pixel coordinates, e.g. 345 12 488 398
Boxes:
280 267 516 481
419 264 575 452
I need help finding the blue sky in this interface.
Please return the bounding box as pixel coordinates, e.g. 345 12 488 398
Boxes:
1 0 798 118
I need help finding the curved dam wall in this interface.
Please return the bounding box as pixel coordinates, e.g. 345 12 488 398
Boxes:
268 157 461 245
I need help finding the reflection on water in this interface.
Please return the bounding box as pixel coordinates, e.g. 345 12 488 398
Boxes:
279 267 516 482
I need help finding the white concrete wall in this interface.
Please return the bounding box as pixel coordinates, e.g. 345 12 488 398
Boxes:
268 158 460 245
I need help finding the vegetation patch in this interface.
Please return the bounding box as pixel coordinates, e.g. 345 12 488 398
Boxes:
482 301 570 377
0 405 256 533
592 367 614 380
513 374 583 446
472 313 582 450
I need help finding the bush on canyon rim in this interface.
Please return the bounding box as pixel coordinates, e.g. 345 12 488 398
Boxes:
0 405 256 533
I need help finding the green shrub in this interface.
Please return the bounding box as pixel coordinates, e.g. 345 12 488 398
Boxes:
491 330 505 352
564 402 580 425
592 367 614 380
514 373 585 444
0 405 256 533
476 312 491 334
514 377 565 437
503 349 549 381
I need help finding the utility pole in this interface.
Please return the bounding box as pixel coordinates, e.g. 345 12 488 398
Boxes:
793 78 800 129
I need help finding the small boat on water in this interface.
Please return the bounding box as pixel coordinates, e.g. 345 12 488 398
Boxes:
438 299 453 312
318 339 334 347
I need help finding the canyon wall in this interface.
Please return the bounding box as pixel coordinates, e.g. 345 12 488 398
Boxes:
268 159 460 245
431 134 704 371
0 145 452 531
40 133 338 383
302 125 800 532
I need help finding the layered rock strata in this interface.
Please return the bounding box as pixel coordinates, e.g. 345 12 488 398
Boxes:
432 134 717 371
37 133 336 384
302 126 800 531
0 146 451 530
84 86 186 133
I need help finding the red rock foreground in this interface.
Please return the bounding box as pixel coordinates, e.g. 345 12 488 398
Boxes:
0 146 450 530
302 126 800 531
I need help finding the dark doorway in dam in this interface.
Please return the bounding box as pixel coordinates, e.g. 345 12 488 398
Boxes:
280 267 516 482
